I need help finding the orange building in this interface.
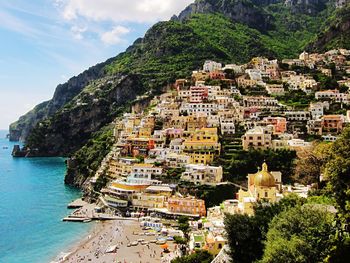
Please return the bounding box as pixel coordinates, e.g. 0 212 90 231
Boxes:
209 71 226 80
321 115 344 134
167 196 206 217
262 117 287 134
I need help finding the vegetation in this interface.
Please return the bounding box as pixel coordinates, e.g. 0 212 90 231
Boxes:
224 194 305 263
276 90 315 109
177 216 190 240
66 125 114 182
171 250 213 263
293 142 331 185
260 206 335 263
222 148 297 183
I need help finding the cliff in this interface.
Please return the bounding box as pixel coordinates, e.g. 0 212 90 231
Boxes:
9 59 112 141
307 4 350 51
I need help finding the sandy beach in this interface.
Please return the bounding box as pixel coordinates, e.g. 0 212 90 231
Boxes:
53 219 179 263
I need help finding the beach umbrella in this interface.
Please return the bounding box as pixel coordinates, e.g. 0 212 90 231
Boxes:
160 243 169 249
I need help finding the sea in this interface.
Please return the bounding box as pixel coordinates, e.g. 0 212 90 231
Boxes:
0 130 91 263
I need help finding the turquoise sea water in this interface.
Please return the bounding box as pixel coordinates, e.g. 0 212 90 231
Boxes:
0 130 91 263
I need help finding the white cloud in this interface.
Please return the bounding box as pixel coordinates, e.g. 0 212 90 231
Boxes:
101 26 130 45
70 25 87 40
58 0 194 23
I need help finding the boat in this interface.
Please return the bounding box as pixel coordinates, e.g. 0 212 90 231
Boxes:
131 241 138 246
105 245 118 253
156 239 167 245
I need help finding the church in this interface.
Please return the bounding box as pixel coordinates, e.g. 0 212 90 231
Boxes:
237 162 282 215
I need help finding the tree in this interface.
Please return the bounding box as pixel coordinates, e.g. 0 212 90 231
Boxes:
224 213 264 263
293 142 332 185
260 206 335 263
324 127 350 223
224 195 305 263
171 250 213 263
178 216 190 240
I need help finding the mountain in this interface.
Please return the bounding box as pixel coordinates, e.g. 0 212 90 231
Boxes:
307 3 350 51
9 0 350 180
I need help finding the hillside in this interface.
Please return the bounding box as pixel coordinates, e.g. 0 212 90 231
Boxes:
308 3 350 51
9 0 350 159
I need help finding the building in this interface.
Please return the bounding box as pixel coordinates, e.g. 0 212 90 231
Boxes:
266 84 285 96
205 233 227 257
131 185 173 209
262 117 287 134
189 86 209 103
128 164 163 185
315 89 349 104
220 117 236 135
242 126 272 150
203 60 222 72
243 96 280 110
183 128 221 164
237 163 282 215
321 115 344 134
167 196 206 217
108 157 138 178
285 111 311 121
309 102 329 120
181 164 223 185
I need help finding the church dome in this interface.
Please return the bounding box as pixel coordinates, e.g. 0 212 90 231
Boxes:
254 162 276 187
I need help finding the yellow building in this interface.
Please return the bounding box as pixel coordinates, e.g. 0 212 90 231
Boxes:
238 163 281 215
139 127 153 138
108 157 138 178
131 185 173 209
205 233 227 256
183 128 220 153
192 71 210 82
183 128 220 165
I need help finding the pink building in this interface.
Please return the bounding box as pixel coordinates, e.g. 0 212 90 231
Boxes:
190 86 209 103
263 117 287 134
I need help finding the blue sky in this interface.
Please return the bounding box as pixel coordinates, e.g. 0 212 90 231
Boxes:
0 0 193 129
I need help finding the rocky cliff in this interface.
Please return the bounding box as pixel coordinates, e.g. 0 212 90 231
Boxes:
25 74 144 156
308 4 350 51
9 59 112 141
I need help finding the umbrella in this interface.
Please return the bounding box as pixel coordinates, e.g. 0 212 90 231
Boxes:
160 243 169 249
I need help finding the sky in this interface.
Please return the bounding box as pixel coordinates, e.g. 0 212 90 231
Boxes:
0 0 193 130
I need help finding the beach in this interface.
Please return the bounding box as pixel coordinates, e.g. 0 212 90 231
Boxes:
54 219 179 263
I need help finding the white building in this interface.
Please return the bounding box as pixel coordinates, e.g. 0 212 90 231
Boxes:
203 60 222 72
220 117 236 135
285 111 311 121
128 164 163 185
181 164 223 185
315 89 350 104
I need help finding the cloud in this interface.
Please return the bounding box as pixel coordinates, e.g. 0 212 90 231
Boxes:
70 25 87 40
100 26 130 45
58 0 194 23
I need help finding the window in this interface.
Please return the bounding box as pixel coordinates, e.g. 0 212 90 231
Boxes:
265 192 268 198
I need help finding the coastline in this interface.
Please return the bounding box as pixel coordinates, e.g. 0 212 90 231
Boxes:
52 219 178 263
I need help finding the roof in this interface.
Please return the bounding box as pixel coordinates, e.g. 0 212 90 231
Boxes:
146 185 172 192
133 163 154 168
104 195 128 204
254 163 276 188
